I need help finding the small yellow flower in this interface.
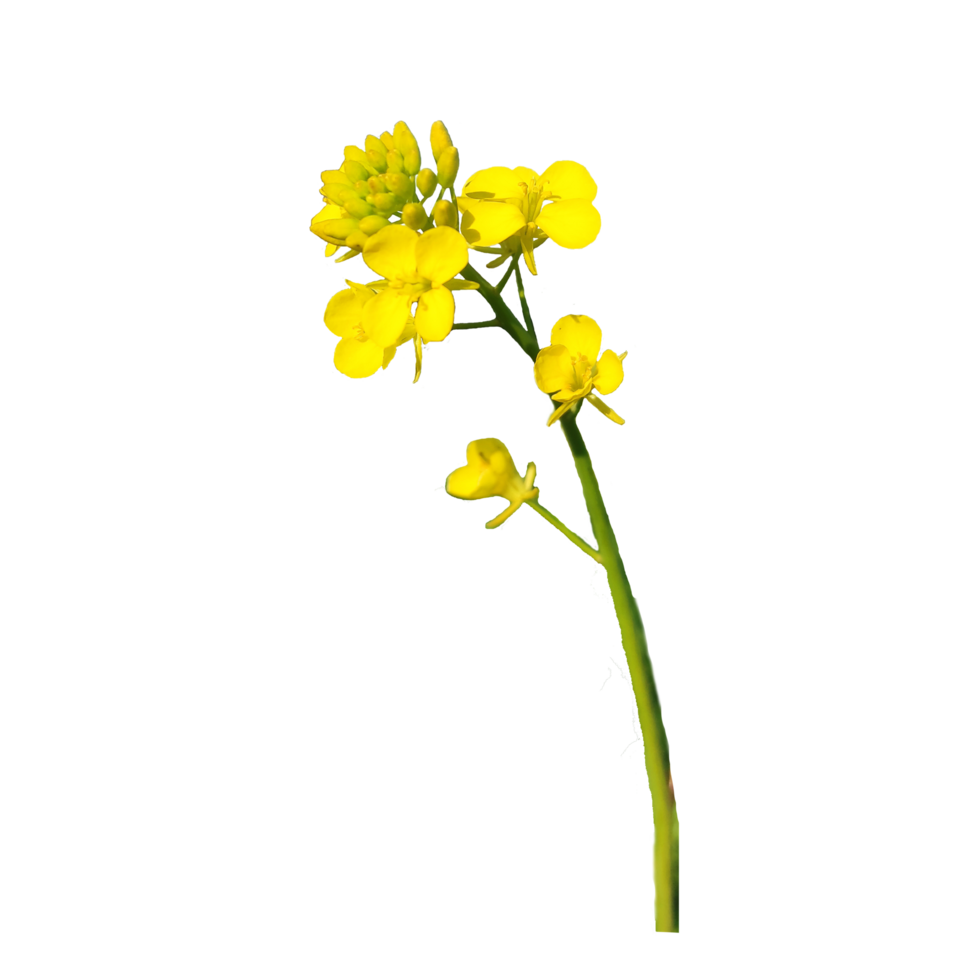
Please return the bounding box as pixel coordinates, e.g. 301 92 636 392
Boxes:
457 162 600 274
324 281 414 379
533 315 627 426
360 225 479 378
445 439 539 529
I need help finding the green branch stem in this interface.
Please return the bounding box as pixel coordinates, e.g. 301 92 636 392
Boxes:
526 498 603 564
461 264 540 359
513 262 536 336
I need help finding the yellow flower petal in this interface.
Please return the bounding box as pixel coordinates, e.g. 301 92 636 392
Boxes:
461 167 523 201
537 199 601 249
534 344 577 398
363 289 413 348
460 200 527 247
381 345 397 370
324 287 366 338
551 314 602 364
415 285 455 343
362 224 420 281
334 337 385 378
512 166 539 185
445 439 516 500
594 349 625 395
415 227 470 284
540 161 597 202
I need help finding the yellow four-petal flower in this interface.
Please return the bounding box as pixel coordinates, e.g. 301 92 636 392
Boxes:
533 315 627 426
445 438 539 529
457 161 601 274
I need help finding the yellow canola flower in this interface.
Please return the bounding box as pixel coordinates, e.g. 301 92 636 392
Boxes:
324 281 414 379
533 315 627 426
445 439 539 529
457 162 601 275
361 225 479 379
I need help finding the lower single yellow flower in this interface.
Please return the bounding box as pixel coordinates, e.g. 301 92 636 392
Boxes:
533 315 627 426
324 281 414 379
445 438 539 529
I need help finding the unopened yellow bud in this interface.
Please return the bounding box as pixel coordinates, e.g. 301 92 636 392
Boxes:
320 169 349 186
437 146 459 187
402 202 426 231
385 149 405 174
353 180 371 197
417 168 437 199
394 121 421 175
368 192 397 213
364 135 387 172
379 130 395 150
385 172 411 199
345 230 369 250
343 197 374 219
430 120 453 164
321 183 357 206
359 215 390 235
344 146 376 176
323 217 361 242
343 159 370 182
432 200 457 228
367 176 387 194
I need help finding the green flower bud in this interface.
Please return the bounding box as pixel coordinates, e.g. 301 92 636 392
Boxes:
364 135 387 172
437 146 459 187
430 120 453 164
321 183 358 206
432 200 457 228
359 215 390 235
368 192 397 213
385 172 411 199
322 217 361 243
343 197 374 219
343 159 370 182
353 180 371 197
402 202 427 231
343 143 378 180
416 168 437 199
320 169 348 186
394 121 421 175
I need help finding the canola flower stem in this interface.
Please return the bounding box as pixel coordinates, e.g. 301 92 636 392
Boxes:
513 262 536 338
493 252 521 296
462 264 539 360
526 499 603 565
453 320 500 330
558 413 679 933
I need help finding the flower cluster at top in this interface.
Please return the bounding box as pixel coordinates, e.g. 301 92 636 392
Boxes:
309 120 625 429
311 121 457 262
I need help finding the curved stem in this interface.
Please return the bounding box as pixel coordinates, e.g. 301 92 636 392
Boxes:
559 414 679 932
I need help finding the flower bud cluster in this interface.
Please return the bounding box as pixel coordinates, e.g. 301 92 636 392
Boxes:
309 119 426 261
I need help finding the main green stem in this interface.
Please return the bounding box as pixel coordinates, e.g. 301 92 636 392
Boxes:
559 414 679 933
467 263 679 932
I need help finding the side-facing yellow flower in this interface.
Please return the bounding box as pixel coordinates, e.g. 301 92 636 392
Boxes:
457 162 600 274
324 281 413 379
361 224 478 378
445 439 539 529
533 315 627 426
